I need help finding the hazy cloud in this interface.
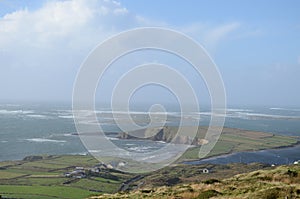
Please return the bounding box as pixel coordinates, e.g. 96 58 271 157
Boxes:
0 0 135 54
0 0 139 101
203 22 240 50
178 22 240 52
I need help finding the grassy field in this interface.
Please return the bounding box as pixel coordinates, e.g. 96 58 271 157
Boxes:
0 185 96 199
0 155 135 199
178 128 298 161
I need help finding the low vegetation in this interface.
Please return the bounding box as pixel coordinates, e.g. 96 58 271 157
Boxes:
92 164 300 198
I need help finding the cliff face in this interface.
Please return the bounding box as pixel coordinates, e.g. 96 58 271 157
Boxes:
117 126 209 146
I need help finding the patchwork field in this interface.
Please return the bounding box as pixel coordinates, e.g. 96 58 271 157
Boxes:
0 155 134 199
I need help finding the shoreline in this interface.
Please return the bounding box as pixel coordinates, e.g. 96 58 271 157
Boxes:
181 141 300 165
1 141 300 165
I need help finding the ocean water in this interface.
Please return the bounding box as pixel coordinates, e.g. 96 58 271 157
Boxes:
0 103 300 164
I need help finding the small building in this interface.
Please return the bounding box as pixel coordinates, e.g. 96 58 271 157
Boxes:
106 164 114 169
118 162 126 167
64 172 71 177
64 168 86 178
202 168 210 173
91 167 100 173
293 160 299 165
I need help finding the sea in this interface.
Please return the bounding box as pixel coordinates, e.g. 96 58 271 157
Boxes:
0 102 300 165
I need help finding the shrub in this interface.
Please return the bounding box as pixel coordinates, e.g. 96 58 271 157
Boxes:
203 179 221 184
166 177 181 186
197 190 220 199
286 169 298 177
260 188 280 199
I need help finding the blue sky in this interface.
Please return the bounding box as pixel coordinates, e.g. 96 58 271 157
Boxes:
0 0 299 107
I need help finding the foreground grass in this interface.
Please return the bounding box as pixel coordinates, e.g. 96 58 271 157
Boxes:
92 164 300 199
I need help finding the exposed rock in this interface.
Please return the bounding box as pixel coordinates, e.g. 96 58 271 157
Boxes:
117 126 209 146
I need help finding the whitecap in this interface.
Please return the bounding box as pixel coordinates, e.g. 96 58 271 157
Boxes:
25 138 66 143
58 115 74 119
88 149 102 153
270 107 300 112
107 137 119 141
156 141 167 144
26 114 49 119
0 109 35 115
226 108 253 112
229 112 300 120
0 109 23 114
63 133 77 137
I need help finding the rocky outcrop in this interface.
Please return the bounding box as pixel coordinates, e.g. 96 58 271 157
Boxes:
117 126 209 146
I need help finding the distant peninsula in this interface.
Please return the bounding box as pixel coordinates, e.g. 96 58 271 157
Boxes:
117 126 299 160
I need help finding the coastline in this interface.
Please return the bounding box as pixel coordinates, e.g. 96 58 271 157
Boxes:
1 141 299 166
181 141 300 165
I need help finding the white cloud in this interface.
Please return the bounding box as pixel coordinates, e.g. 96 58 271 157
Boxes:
0 0 141 71
0 0 134 49
0 1 242 72
0 0 141 100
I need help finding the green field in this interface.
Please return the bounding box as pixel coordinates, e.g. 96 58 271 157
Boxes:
178 128 298 161
0 155 134 199
0 185 95 199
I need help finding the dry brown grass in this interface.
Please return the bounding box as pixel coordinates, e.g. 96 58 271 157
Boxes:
91 165 300 199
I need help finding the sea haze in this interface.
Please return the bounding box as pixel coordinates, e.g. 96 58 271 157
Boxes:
0 103 299 163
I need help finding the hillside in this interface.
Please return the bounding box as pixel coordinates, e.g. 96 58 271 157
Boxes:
91 164 300 199
1 155 299 199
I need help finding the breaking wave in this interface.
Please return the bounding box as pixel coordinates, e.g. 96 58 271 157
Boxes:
25 138 66 143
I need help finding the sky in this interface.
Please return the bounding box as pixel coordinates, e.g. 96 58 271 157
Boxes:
0 0 299 107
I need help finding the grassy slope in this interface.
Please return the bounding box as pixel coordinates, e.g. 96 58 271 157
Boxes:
92 164 300 199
